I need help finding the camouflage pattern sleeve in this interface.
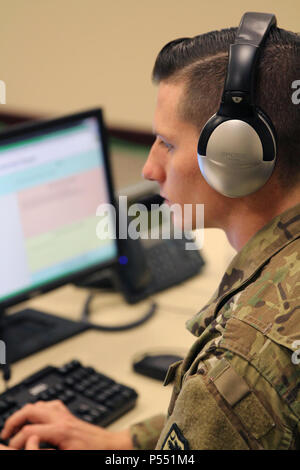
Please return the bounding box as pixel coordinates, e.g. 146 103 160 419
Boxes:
129 414 166 450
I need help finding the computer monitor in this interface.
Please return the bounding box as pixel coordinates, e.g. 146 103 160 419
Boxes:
0 109 119 364
0 108 118 310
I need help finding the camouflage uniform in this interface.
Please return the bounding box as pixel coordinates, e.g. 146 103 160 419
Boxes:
130 203 300 450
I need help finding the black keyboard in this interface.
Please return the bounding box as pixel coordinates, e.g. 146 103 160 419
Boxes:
0 360 138 440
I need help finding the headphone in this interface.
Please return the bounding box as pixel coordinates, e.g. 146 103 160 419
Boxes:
197 12 277 198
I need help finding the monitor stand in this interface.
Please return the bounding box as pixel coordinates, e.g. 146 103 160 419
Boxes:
0 308 90 364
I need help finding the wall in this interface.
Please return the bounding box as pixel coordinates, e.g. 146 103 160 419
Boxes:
0 0 299 129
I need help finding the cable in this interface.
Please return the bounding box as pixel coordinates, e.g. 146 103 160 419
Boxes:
75 268 116 290
80 292 158 332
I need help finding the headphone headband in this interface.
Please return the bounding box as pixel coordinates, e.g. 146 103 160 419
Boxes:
235 12 276 46
223 12 277 104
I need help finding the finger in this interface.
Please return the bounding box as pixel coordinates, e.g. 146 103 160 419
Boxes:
25 435 40 450
0 444 14 450
1 403 51 439
9 424 59 450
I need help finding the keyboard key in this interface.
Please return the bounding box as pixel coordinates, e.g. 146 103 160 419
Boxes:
4 397 17 408
74 383 85 393
103 388 117 399
89 374 101 385
80 379 92 390
69 360 81 370
28 396 39 404
72 369 88 381
94 382 109 392
96 404 108 413
76 403 91 415
104 398 121 410
121 388 136 399
83 389 96 399
47 388 58 399
54 384 64 393
109 384 123 394
57 366 70 376
89 408 101 419
38 392 51 401
57 394 68 405
82 415 94 423
95 392 111 403
64 390 75 403
64 377 75 387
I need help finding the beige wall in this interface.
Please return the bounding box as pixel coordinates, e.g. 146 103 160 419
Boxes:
0 0 299 130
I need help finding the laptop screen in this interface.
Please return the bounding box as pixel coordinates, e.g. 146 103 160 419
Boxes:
0 111 118 304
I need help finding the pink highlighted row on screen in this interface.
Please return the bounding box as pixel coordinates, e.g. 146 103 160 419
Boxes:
17 168 109 239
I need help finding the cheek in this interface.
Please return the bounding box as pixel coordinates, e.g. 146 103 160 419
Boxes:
172 156 201 186
169 149 198 178
167 165 201 203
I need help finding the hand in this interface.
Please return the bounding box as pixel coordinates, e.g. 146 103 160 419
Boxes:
0 435 39 450
0 400 133 450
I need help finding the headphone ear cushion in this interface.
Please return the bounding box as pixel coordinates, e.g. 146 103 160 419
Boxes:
197 114 276 197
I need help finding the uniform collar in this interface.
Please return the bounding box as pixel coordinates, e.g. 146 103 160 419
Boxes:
186 203 300 337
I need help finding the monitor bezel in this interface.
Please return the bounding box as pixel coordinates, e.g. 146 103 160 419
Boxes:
0 108 120 311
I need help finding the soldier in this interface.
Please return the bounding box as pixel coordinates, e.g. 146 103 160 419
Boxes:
1 12 299 450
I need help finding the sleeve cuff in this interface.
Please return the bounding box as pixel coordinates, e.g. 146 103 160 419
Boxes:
129 414 166 450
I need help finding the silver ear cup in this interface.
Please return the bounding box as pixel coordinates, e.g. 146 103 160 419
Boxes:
197 119 276 197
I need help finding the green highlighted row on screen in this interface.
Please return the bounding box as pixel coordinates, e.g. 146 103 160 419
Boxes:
26 215 115 272
0 241 117 303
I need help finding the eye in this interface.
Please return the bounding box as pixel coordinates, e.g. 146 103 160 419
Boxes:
158 138 173 153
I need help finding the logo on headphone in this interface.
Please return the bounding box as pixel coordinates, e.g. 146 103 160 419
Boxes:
221 152 255 167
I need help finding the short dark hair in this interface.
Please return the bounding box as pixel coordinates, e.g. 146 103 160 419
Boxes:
152 27 300 188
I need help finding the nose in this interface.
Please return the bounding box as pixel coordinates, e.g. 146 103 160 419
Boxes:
142 139 166 183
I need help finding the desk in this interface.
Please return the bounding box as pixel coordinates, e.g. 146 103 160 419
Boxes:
3 228 235 432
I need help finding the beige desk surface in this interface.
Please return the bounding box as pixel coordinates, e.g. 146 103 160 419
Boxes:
2 229 235 432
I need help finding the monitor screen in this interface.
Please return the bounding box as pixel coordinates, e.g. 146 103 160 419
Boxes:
0 110 118 306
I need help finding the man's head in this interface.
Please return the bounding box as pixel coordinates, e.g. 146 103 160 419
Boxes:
143 24 300 231
152 26 300 187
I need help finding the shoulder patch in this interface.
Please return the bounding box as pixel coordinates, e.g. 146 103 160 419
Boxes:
161 423 189 450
